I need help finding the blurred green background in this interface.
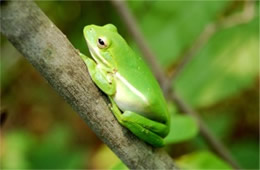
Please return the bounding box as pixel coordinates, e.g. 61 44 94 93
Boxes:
0 1 259 169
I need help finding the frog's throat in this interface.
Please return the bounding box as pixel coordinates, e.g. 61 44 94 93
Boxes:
87 43 111 68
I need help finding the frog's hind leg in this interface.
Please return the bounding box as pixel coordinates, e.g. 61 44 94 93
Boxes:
108 97 168 147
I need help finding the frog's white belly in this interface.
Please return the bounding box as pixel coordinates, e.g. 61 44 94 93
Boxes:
113 72 149 114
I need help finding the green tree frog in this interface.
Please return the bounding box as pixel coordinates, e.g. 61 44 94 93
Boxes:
80 24 170 147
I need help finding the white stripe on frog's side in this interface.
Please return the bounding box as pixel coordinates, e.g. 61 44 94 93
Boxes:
87 40 148 105
115 72 148 104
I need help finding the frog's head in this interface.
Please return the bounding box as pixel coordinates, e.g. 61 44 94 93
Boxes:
83 24 118 68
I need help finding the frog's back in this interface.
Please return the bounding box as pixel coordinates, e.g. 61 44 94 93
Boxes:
111 41 169 124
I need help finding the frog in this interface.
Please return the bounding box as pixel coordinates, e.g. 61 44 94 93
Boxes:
80 24 170 147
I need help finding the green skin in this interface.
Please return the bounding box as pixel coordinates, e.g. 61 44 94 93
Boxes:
80 24 170 147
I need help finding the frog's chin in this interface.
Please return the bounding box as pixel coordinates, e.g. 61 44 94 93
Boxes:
86 43 97 60
86 42 108 66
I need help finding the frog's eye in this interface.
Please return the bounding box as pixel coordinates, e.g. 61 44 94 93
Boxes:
97 37 109 49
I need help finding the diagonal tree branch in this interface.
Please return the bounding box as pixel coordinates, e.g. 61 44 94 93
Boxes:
110 0 242 169
0 1 178 169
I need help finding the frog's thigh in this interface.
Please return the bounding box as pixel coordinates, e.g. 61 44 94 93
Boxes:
123 111 169 137
109 97 165 147
122 111 165 147
80 53 115 95
109 97 168 135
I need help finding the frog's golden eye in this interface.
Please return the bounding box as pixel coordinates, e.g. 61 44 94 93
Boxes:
97 37 109 49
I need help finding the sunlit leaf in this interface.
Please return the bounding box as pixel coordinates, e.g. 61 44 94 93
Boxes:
175 18 259 107
1 131 35 169
176 150 232 169
91 145 121 169
110 161 128 170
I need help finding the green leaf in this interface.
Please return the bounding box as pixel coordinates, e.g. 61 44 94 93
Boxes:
29 125 85 169
230 139 259 169
165 114 199 144
175 18 259 107
135 1 229 67
1 131 35 169
1 126 86 169
176 150 232 169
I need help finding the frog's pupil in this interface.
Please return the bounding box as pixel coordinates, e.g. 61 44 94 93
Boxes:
98 38 105 46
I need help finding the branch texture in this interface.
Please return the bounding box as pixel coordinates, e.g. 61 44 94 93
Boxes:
0 1 177 169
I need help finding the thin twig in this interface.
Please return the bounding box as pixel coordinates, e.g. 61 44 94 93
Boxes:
170 90 241 169
110 0 167 85
165 23 217 88
219 0 255 29
0 1 178 169
110 0 243 169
